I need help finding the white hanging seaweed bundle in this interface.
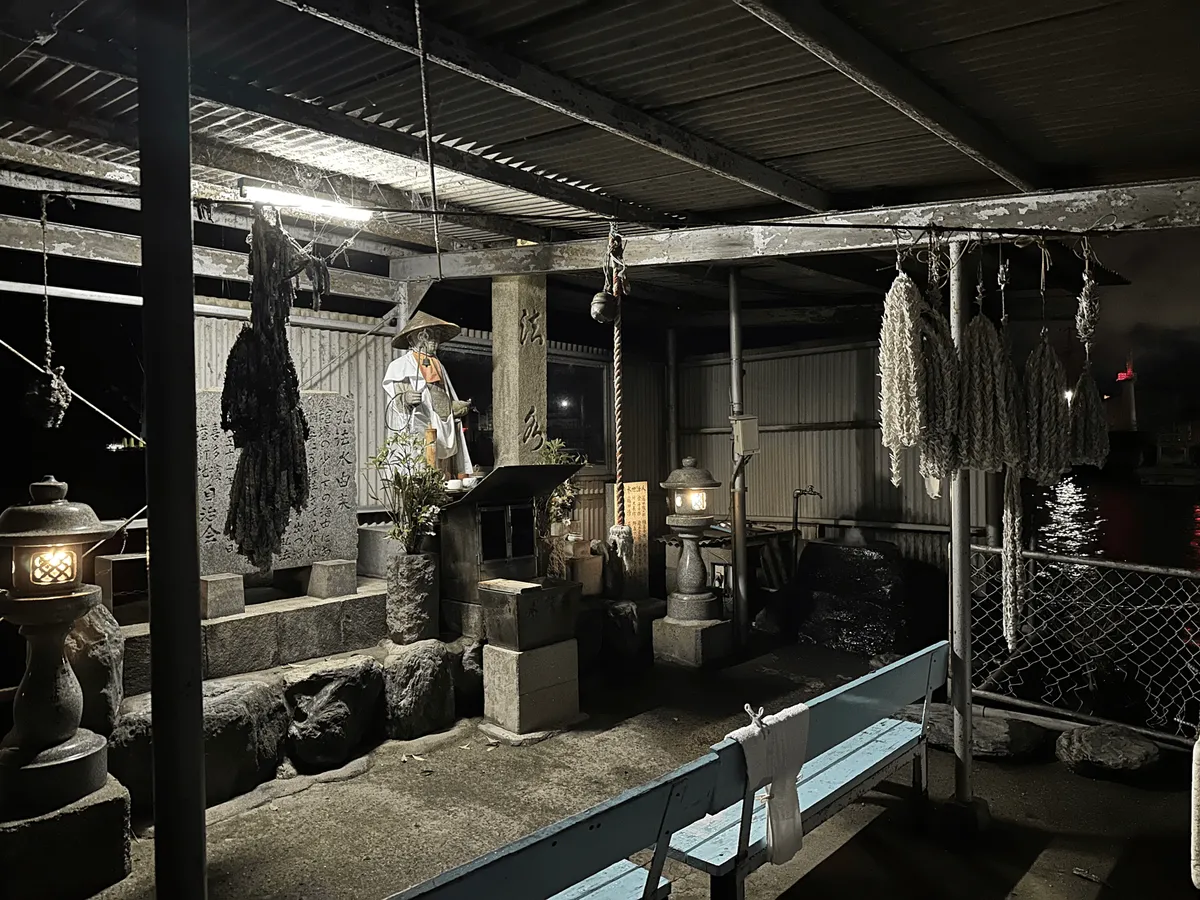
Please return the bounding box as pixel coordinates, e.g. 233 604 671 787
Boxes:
1024 334 1072 486
879 269 924 485
1069 261 1110 468
915 299 960 494
1001 465 1025 650
958 274 1007 473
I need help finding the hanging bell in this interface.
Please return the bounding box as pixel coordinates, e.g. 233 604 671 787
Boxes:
590 290 618 324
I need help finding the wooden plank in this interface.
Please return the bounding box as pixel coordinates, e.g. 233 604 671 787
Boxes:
385 751 724 900
272 0 830 211
670 718 922 875
387 179 1200 278
549 860 670 900
731 0 1041 191
0 214 397 303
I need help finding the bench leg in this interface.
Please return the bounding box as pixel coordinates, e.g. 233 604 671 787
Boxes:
910 743 930 828
710 871 743 900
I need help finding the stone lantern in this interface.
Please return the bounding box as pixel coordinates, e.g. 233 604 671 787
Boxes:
660 457 721 620
0 475 115 818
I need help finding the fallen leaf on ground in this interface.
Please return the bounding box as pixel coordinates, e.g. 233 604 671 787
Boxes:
411 754 427 762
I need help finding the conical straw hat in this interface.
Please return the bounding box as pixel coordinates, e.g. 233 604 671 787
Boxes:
391 310 461 350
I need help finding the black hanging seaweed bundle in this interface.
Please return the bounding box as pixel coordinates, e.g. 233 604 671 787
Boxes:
221 209 312 569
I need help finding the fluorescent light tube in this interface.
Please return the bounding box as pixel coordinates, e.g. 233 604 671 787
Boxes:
241 184 373 222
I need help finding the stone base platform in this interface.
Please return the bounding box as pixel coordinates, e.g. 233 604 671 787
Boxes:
483 639 579 735
478 713 589 747
0 775 131 900
121 578 388 695
652 616 734 668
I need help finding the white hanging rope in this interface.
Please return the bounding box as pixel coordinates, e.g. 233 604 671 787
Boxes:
1070 248 1110 468
1001 465 1025 650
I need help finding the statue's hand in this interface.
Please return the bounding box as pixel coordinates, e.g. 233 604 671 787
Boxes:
401 388 422 409
452 399 471 419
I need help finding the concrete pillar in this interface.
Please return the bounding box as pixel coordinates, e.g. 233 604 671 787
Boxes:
492 275 548 466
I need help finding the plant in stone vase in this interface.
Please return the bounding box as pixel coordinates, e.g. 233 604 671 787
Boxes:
535 438 586 579
366 432 448 644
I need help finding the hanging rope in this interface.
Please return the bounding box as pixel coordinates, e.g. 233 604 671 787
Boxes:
1023 244 1072 486
221 208 314 569
996 252 1027 470
23 194 72 428
414 0 443 281
1001 465 1025 650
606 222 629 527
1070 244 1110 468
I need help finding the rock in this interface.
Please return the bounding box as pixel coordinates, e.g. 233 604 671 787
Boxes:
109 678 290 813
899 703 1049 760
65 605 125 737
277 759 300 780
382 639 455 740
447 636 484 717
283 655 383 771
1055 725 1160 779
386 552 440 644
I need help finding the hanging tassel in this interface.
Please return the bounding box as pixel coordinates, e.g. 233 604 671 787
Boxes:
1001 465 1025 651
221 208 312 569
1024 334 1071 486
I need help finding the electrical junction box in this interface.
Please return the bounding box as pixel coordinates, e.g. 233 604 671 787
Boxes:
731 415 760 457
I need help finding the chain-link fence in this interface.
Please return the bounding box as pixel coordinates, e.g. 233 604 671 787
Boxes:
971 545 1200 739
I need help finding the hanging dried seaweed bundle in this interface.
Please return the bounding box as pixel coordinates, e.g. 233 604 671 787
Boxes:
957 271 1008 472
1069 260 1110 469
915 296 960 494
879 269 924 484
1023 334 1071 486
1001 465 1025 650
221 209 317 569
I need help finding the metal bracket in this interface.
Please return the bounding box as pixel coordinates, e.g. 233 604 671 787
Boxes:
643 776 690 900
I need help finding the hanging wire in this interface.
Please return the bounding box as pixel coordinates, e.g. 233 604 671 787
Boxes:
414 0 443 281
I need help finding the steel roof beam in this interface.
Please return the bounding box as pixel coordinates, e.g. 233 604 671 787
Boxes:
387 178 1200 279
31 28 675 232
272 0 831 211
731 0 1043 192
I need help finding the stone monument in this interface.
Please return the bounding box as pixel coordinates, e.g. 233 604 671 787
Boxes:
196 390 358 604
492 275 548 467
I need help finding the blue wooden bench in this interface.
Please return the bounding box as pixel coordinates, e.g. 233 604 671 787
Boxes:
667 642 949 899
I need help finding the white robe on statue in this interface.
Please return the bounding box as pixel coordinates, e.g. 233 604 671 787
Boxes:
383 351 474 473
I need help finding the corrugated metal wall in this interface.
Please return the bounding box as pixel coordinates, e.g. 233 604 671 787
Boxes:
674 341 984 569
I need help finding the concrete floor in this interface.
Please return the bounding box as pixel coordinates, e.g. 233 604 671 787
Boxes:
98 644 1195 900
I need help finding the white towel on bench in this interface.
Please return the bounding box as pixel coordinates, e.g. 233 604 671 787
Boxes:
726 702 810 865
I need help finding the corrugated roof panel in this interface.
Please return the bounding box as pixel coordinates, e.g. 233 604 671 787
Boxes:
776 135 996 193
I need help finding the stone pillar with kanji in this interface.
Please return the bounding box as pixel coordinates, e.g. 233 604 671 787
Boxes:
492 274 548 467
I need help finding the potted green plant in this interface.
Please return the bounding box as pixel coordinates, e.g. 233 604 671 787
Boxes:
535 439 586 579
367 432 448 644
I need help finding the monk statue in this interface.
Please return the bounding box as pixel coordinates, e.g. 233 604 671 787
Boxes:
383 311 473 477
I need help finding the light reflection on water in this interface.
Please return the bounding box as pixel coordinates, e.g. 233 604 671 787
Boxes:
1030 477 1200 569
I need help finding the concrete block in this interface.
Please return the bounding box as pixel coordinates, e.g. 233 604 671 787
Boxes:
356 524 396 578
203 610 280 678
0 775 131 900
121 623 151 697
95 553 147 611
652 617 734 669
568 554 603 597
483 639 579 735
307 559 358 599
442 599 486 639
196 390 358 576
200 573 245 619
277 598 345 664
478 578 580 651
341 588 387 650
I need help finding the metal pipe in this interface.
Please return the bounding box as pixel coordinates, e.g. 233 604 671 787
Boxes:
666 327 679 468
729 269 749 646
948 239 973 805
984 472 1003 547
137 2 207 895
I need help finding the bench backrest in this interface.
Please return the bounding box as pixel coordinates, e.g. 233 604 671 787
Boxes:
802 641 948 761
385 744 744 900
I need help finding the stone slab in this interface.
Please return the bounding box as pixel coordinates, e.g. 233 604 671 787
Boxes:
307 560 358 600
0 774 131 900
568 554 603 597
197 390 358 577
121 623 151 697
492 274 548 467
478 579 581 651
477 713 589 747
341 588 387 651
204 609 281 678
200 573 246 619
95 553 147 611
483 639 578 698
442 599 486 639
485 676 580 736
278 598 344 665
356 524 393 578
652 616 734 668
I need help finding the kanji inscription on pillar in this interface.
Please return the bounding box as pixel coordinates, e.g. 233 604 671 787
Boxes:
624 481 650 599
196 390 358 576
519 309 545 346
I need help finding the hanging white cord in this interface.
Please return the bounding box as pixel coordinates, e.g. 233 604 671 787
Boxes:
414 0 443 281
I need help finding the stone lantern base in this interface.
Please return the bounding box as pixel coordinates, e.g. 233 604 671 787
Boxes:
0 774 131 900
652 616 734 668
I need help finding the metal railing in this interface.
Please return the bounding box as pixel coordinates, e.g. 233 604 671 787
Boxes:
971 545 1200 739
